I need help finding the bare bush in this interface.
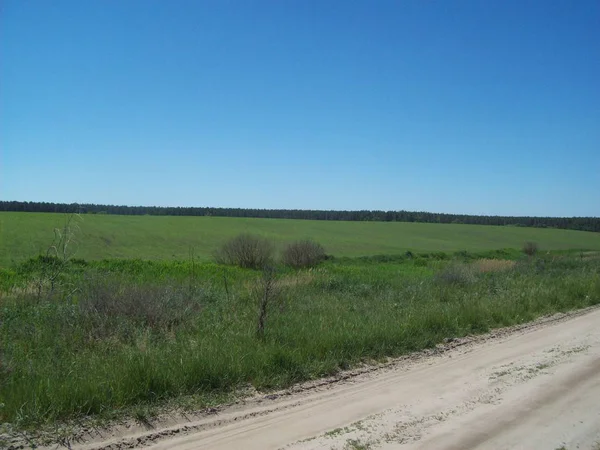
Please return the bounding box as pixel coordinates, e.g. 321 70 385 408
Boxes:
434 263 477 286
214 234 274 269
522 241 539 257
282 240 326 269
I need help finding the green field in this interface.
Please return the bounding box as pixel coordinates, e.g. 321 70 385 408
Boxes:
2 211 600 437
1 212 599 266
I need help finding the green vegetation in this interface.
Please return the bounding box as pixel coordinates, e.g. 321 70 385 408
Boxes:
1 213 599 434
2 212 599 267
345 439 373 450
1 251 599 427
3 200 600 232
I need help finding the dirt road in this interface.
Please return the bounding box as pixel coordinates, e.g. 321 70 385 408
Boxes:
79 308 600 450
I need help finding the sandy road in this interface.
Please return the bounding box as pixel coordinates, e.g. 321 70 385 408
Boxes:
78 308 600 450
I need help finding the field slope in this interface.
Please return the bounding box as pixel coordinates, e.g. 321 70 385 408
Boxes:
1 211 599 266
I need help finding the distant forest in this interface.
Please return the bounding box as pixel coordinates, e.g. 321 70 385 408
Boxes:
1 201 599 232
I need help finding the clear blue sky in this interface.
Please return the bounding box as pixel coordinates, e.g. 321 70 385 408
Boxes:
1 0 599 216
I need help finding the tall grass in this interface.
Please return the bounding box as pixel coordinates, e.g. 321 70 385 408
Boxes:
1 253 599 427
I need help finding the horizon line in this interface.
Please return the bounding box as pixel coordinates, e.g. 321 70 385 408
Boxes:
1 200 598 220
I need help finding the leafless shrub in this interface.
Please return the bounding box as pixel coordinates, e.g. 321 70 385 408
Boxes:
256 266 280 340
522 241 538 257
214 234 274 269
282 240 326 269
434 263 477 286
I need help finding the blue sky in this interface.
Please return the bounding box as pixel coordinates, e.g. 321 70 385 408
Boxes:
1 0 599 216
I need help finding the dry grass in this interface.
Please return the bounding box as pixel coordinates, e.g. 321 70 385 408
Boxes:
78 274 207 329
277 272 318 288
474 259 516 273
243 269 322 293
579 251 600 261
1 280 41 298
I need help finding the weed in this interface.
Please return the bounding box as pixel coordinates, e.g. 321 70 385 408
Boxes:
35 212 82 298
132 405 156 428
345 438 372 450
324 427 349 437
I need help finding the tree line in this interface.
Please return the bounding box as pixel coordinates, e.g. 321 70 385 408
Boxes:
1 201 598 232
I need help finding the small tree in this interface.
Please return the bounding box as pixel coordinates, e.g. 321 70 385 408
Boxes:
214 233 274 269
282 240 326 269
522 241 538 257
256 266 279 340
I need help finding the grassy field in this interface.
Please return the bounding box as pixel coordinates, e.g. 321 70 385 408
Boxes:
1 252 599 430
1 212 599 266
2 211 600 437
